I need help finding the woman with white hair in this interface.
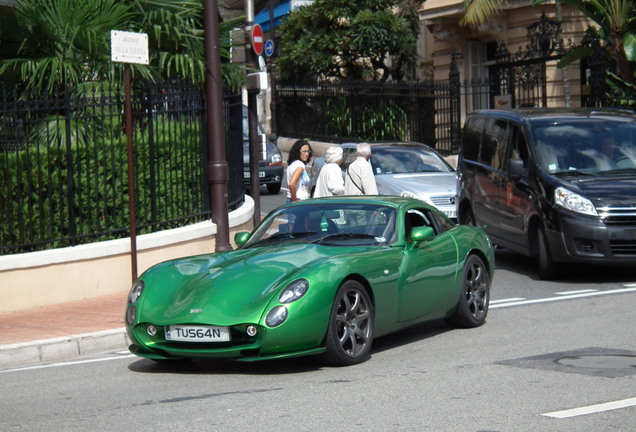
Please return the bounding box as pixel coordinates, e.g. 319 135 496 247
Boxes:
313 146 345 198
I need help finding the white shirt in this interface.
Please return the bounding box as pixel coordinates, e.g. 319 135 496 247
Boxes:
313 163 345 198
344 157 378 195
286 160 311 200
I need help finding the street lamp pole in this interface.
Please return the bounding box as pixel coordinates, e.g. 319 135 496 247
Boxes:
203 0 232 252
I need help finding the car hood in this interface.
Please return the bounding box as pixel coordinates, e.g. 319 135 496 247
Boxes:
564 175 636 207
376 172 457 196
138 243 360 326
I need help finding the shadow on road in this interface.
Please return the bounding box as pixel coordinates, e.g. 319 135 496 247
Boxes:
494 246 636 284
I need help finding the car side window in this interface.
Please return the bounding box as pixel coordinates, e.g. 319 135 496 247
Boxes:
508 124 529 171
480 119 510 171
405 208 434 242
341 148 358 172
462 117 484 161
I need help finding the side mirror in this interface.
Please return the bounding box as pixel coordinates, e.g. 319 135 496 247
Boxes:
410 226 435 244
234 232 250 246
267 133 278 143
508 158 525 180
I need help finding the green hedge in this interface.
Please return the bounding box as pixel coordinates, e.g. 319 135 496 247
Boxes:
0 116 207 254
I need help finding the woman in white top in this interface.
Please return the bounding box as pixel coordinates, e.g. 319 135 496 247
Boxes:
313 146 345 198
286 140 313 202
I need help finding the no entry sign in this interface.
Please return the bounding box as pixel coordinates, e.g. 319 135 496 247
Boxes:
251 24 264 56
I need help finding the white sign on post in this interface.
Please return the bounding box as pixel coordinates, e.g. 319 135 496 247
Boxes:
111 30 149 65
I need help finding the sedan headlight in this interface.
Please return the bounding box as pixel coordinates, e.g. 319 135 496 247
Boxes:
555 187 598 216
279 279 309 303
128 279 145 304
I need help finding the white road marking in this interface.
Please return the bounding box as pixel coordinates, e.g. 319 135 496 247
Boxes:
543 397 636 418
490 298 526 304
0 353 136 374
490 287 636 309
555 289 597 295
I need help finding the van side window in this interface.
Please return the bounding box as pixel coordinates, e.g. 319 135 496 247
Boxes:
462 117 483 161
508 125 529 170
480 119 509 171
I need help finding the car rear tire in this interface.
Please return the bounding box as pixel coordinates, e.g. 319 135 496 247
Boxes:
446 254 490 328
323 280 374 366
536 226 559 280
267 182 281 194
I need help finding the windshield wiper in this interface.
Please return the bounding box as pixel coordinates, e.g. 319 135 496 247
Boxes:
554 169 598 177
247 231 317 248
597 168 636 175
311 233 382 245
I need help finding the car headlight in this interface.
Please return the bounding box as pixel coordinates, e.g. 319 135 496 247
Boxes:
401 191 433 205
279 279 309 303
266 306 288 327
271 153 282 164
128 279 145 304
555 187 598 216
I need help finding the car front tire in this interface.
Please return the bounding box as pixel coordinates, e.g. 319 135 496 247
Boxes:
323 280 374 366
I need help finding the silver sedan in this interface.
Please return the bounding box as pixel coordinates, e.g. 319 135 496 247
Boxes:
311 142 457 220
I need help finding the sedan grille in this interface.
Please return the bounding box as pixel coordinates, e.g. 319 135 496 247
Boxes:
430 195 456 207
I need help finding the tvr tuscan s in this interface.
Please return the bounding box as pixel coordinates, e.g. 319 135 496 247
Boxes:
126 196 494 365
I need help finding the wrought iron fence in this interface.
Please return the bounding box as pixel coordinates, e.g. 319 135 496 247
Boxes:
275 79 458 155
0 82 244 255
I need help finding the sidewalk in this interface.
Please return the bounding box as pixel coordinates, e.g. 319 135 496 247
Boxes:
0 292 130 370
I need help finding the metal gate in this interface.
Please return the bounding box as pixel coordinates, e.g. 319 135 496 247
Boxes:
490 11 566 109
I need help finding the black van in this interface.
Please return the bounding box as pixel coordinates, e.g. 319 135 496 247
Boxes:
457 108 636 279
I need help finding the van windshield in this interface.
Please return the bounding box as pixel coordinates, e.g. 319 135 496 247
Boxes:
531 119 636 175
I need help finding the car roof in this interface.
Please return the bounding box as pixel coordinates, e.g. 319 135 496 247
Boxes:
468 107 636 123
336 141 440 153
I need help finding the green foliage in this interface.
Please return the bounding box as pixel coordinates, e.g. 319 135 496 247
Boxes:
277 0 420 82
321 95 407 140
0 115 206 254
0 0 246 93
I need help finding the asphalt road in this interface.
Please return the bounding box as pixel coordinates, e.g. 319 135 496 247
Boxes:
1 188 635 431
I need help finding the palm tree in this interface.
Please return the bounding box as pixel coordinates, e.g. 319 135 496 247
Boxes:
460 0 636 84
0 0 245 93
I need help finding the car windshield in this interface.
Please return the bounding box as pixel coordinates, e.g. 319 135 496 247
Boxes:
532 119 636 175
243 203 398 248
370 146 453 175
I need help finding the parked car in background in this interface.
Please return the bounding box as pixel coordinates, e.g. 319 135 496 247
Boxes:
457 108 636 279
243 109 283 194
311 142 457 220
126 196 493 366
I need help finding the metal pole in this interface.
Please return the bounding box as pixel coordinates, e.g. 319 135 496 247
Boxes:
246 0 261 226
268 0 277 135
124 64 138 281
204 0 232 252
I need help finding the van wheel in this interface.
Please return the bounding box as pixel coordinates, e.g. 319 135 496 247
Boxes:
536 226 559 280
267 182 281 194
460 207 476 226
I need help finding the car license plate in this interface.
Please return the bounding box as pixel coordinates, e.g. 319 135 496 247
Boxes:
444 210 457 218
165 325 230 342
243 171 265 179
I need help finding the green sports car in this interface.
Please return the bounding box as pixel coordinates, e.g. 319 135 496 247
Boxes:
126 196 494 365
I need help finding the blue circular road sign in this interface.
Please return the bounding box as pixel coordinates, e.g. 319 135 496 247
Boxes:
264 39 275 57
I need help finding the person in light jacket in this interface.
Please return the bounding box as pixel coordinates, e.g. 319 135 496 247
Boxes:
344 142 378 195
313 146 345 198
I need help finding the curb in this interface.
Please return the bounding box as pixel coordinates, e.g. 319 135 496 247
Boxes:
0 328 129 370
